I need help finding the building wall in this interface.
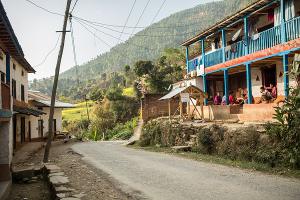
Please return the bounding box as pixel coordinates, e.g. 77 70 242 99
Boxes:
0 49 6 80
28 103 63 140
141 93 186 122
13 114 29 150
10 58 28 103
0 120 12 181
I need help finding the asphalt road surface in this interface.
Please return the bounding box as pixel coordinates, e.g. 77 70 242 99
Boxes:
72 141 300 200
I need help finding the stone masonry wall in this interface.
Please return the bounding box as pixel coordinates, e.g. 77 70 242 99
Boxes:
141 93 186 122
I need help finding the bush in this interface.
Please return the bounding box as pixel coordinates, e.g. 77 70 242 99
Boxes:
197 128 214 154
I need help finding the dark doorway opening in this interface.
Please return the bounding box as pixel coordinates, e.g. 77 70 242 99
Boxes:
262 64 276 88
53 119 56 132
13 116 16 149
38 120 43 138
21 117 25 144
28 121 31 142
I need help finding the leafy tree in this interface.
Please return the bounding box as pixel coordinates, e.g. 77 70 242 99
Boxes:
134 60 154 77
106 86 126 102
89 88 105 103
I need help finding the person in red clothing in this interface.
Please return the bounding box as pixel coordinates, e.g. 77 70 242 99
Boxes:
270 83 277 99
229 91 240 104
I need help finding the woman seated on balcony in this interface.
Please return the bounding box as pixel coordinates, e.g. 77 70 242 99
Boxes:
268 83 277 100
257 87 275 103
214 92 222 105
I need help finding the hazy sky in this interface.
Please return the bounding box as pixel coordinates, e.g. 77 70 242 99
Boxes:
2 0 217 81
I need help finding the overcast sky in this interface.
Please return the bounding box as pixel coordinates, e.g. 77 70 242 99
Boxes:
2 0 217 81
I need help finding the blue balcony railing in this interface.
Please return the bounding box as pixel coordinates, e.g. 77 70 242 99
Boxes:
204 49 223 68
186 16 300 73
285 16 300 42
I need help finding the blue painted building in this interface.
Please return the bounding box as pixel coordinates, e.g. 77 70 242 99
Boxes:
180 0 300 121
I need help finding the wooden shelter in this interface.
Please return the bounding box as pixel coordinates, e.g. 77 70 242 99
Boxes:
159 85 209 120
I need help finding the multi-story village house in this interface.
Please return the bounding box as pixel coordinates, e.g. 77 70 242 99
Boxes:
0 2 44 197
180 0 300 121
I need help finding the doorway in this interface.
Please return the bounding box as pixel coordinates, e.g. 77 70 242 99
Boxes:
13 116 16 149
262 64 276 88
21 117 25 144
28 121 31 142
38 120 43 138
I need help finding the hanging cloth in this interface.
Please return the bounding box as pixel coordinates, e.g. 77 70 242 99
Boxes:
193 59 198 70
230 43 238 53
274 6 281 26
248 20 254 36
232 29 242 42
214 36 220 49
285 0 295 21
251 33 260 41
268 8 274 21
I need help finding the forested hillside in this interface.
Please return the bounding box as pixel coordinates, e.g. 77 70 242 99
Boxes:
29 0 257 101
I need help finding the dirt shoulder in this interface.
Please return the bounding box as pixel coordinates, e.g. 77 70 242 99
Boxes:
8 141 133 200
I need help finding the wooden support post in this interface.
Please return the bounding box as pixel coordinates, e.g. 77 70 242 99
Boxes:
246 64 252 104
200 95 204 119
180 95 183 119
169 98 171 120
283 54 289 98
188 101 191 120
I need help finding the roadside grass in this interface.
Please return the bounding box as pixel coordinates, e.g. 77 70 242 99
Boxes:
128 144 300 179
123 87 133 97
62 101 95 121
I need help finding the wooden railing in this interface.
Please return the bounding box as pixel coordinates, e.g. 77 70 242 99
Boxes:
285 16 300 42
1 81 10 110
204 49 223 68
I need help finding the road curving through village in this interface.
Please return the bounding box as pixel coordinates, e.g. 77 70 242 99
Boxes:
72 141 300 200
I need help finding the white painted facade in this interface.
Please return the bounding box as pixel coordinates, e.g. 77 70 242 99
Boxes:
10 58 28 103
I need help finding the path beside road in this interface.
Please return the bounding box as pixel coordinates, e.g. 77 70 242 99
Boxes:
72 141 300 200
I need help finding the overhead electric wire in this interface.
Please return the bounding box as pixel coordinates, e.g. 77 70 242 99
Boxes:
70 0 79 13
25 0 64 16
24 0 224 31
33 33 61 68
122 0 151 52
74 18 156 51
70 17 80 87
76 18 135 63
116 0 136 45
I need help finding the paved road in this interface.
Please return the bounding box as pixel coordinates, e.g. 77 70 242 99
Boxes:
72 141 300 200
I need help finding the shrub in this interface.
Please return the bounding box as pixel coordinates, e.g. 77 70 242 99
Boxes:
197 128 214 154
94 130 98 141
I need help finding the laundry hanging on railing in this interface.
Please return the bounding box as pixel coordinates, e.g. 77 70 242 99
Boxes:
251 33 260 41
248 18 259 36
274 6 281 26
214 36 221 49
230 43 238 53
193 58 198 69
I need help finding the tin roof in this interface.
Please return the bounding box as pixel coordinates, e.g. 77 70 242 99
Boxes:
159 85 208 100
13 105 45 117
28 90 77 108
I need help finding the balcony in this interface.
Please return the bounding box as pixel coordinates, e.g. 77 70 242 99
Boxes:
187 15 300 73
1 81 10 110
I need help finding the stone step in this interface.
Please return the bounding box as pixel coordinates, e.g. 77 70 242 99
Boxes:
185 141 196 147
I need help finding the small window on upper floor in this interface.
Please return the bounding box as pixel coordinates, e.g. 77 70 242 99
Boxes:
13 63 16 70
12 79 16 99
37 107 43 111
0 51 3 60
22 70 24 76
21 84 24 101
0 71 5 82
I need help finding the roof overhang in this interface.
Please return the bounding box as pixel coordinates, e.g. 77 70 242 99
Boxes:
0 2 35 73
159 85 209 100
180 0 276 47
13 105 46 117
33 99 78 108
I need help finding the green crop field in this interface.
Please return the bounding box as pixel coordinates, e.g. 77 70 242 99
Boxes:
62 101 95 121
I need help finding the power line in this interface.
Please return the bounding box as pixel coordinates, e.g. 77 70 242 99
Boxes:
25 0 64 16
33 33 62 68
70 0 79 13
74 18 155 51
116 0 136 45
76 18 135 63
122 0 151 52
69 16 80 87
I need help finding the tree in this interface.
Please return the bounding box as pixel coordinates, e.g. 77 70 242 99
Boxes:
134 60 154 77
123 64 131 87
101 72 107 81
89 88 105 103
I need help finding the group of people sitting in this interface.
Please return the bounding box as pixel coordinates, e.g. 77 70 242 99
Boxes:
213 83 277 105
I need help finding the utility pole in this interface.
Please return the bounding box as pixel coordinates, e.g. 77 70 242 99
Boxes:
44 0 72 163
84 94 90 125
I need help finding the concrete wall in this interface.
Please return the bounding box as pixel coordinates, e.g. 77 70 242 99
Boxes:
10 58 28 103
13 114 29 150
28 103 63 140
0 49 6 80
141 93 186 122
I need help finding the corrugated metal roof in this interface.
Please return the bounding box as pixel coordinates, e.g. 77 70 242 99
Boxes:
159 86 188 100
28 90 77 108
159 85 209 100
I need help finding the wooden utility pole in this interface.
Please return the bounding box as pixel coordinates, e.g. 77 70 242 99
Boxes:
84 94 90 125
43 0 72 163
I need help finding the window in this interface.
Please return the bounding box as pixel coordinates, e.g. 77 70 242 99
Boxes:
21 84 24 101
12 79 16 99
22 71 24 76
0 51 3 60
37 107 43 111
0 71 5 82
13 63 16 70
